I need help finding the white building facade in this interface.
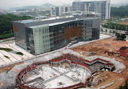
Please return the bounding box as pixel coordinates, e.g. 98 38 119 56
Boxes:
72 0 111 20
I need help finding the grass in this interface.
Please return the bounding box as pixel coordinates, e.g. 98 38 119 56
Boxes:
16 52 23 56
0 48 13 52
4 55 10 59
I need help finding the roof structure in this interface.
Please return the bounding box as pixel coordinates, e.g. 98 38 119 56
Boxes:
13 15 100 27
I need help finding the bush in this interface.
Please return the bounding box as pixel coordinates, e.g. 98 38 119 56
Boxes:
16 52 23 56
0 48 13 52
30 51 34 55
4 55 10 59
101 28 103 32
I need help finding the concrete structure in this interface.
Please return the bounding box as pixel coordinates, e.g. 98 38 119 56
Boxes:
13 14 100 55
72 0 111 20
17 53 115 89
50 5 71 16
0 48 125 89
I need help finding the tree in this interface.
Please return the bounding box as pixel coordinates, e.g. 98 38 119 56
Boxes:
110 30 111 33
106 29 107 32
121 34 126 40
113 31 115 34
111 6 128 17
116 32 120 38
101 28 103 32
0 14 32 39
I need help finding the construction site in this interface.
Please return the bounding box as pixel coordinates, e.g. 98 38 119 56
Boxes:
0 35 128 89
119 21 128 25
71 37 128 88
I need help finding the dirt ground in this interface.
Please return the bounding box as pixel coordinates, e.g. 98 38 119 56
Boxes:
71 37 128 89
0 62 24 73
94 71 125 89
71 37 128 61
119 21 128 25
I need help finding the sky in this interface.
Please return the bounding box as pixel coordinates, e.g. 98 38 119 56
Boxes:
0 0 128 9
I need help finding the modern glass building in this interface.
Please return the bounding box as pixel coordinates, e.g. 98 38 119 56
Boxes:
72 0 111 20
13 15 100 54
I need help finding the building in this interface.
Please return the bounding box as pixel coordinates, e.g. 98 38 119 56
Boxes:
50 5 71 16
72 0 111 20
13 14 100 54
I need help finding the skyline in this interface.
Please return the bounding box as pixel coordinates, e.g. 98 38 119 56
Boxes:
0 0 128 9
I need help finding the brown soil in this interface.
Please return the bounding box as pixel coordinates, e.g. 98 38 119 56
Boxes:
94 71 125 89
71 37 128 89
0 62 24 73
119 21 128 25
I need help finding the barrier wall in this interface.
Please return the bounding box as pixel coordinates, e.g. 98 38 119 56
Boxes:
17 53 115 89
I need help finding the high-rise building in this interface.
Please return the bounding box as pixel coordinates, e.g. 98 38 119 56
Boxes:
72 0 111 20
50 5 72 16
13 14 100 54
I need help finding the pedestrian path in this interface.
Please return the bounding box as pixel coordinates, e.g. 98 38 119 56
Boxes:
0 43 34 66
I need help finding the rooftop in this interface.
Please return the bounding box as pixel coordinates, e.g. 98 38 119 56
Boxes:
13 15 100 27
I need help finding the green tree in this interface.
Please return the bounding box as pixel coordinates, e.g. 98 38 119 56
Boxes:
116 33 120 38
111 6 128 17
101 28 103 32
113 31 115 34
106 29 107 32
121 34 126 40
0 14 32 39
110 30 111 33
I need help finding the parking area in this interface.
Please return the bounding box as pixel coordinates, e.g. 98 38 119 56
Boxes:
0 43 34 66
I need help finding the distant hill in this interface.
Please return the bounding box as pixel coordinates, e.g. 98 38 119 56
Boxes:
111 4 128 17
9 5 41 11
9 3 54 11
120 5 128 9
41 3 54 7
111 3 128 7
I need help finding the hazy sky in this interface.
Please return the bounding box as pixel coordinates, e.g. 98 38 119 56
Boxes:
0 0 128 8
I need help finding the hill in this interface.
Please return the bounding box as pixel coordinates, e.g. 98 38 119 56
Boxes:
9 3 54 11
111 5 128 17
10 6 41 11
120 5 128 9
42 3 54 7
